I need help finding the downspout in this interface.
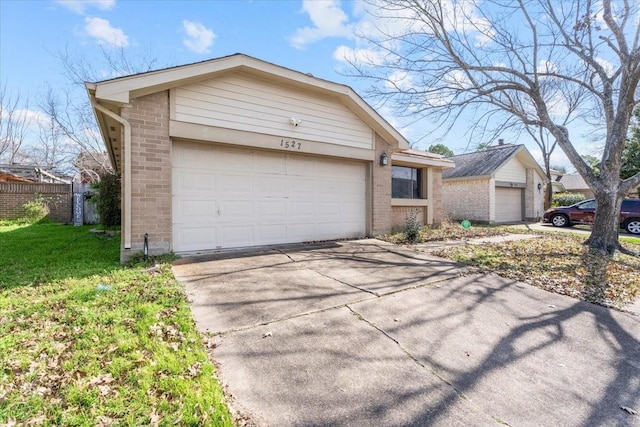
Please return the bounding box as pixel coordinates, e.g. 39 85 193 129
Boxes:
89 95 132 249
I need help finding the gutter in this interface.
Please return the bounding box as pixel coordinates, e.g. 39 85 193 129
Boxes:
89 94 132 250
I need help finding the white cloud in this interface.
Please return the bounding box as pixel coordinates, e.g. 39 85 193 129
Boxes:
84 17 129 47
594 57 615 77
182 20 216 54
333 45 382 64
290 0 353 49
386 70 414 91
56 0 115 14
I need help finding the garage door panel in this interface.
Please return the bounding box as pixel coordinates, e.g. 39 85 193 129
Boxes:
286 156 315 175
257 200 286 216
220 200 254 217
176 226 219 251
174 199 217 222
255 176 287 196
173 170 215 194
218 174 252 196
172 142 366 252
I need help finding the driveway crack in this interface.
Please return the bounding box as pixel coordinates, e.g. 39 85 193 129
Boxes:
276 248 379 296
345 305 509 426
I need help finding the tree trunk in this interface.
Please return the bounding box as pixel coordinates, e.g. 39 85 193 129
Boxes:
585 191 623 255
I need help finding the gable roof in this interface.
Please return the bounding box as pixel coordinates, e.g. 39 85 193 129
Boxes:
443 144 520 179
87 53 410 170
558 173 589 191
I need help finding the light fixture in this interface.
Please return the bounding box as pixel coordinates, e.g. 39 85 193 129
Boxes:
537 183 542 191
380 152 388 166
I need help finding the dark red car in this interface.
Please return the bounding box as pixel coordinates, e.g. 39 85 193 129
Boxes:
543 198 640 235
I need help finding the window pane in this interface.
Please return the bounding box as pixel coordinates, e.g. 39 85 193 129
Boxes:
392 166 421 199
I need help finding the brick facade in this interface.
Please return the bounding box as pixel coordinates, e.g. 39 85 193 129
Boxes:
120 91 172 259
431 171 444 224
372 133 392 235
442 179 492 222
391 206 426 231
0 183 72 223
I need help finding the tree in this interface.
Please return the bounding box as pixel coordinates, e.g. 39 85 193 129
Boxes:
524 126 558 209
0 84 31 164
349 0 640 255
427 143 453 156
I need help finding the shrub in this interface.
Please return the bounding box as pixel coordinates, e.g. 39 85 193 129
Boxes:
93 173 121 227
19 195 49 224
404 209 423 243
552 192 586 207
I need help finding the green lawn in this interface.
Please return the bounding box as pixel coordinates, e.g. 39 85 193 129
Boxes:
0 223 233 426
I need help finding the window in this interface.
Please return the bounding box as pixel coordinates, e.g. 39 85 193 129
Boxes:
392 166 421 199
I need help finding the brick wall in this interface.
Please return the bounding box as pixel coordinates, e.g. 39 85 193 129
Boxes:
0 183 72 223
372 133 392 235
431 170 444 224
120 91 172 259
391 206 426 231
442 178 491 222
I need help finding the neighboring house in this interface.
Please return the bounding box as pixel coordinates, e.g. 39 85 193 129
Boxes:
549 169 566 194
0 164 71 184
390 149 454 229
442 143 547 223
557 172 639 199
88 54 429 260
557 173 594 199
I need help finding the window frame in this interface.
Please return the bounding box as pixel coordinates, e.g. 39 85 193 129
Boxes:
391 165 422 199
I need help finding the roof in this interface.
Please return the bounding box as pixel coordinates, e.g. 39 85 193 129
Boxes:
558 174 589 191
442 144 547 181
443 144 517 178
392 149 455 168
87 53 410 170
0 172 33 183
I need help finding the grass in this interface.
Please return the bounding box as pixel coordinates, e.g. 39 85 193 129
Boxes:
411 222 640 310
0 222 233 426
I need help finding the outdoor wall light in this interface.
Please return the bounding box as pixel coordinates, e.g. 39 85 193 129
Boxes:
537 182 542 191
380 152 388 166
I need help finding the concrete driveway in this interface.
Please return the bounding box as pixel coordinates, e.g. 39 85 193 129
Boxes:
173 239 640 427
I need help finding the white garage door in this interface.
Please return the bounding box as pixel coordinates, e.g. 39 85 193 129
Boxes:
495 187 523 223
172 142 367 252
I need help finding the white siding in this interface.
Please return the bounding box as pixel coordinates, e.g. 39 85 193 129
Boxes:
495 158 526 183
173 72 373 150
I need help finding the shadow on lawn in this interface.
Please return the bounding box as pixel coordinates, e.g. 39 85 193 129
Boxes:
0 222 121 289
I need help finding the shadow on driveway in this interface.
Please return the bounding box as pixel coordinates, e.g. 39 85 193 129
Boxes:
173 239 640 426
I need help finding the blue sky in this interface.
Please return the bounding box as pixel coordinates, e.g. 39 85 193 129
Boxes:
1 0 597 170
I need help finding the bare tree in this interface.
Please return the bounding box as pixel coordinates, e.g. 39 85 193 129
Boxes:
348 0 640 254
0 83 31 164
38 45 165 180
524 125 558 209
38 84 112 180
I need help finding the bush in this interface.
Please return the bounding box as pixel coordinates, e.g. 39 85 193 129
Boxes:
93 173 121 227
404 209 423 243
552 192 586 207
19 195 49 224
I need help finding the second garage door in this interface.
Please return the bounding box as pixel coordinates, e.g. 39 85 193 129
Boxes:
172 141 367 252
495 187 523 223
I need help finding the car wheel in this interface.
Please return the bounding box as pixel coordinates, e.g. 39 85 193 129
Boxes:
550 214 570 227
625 219 640 235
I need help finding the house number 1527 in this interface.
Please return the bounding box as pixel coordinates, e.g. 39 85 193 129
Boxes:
281 139 302 150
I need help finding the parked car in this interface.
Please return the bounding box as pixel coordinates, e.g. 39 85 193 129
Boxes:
543 198 640 234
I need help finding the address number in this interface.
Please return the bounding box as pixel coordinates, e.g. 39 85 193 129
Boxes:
280 139 302 150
